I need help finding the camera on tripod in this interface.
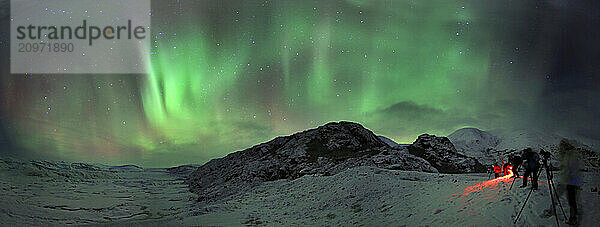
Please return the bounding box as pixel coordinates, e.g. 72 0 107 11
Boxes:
540 149 552 163
539 149 554 177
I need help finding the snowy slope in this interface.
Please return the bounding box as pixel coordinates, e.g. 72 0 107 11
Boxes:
179 166 600 226
491 128 564 152
448 128 500 165
0 158 195 225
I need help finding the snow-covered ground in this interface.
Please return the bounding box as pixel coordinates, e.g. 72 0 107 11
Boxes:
2 160 598 226
182 166 600 226
0 159 195 226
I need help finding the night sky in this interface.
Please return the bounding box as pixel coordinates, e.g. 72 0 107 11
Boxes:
0 0 598 167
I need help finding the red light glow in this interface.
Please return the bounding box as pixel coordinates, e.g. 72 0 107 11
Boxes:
457 165 514 197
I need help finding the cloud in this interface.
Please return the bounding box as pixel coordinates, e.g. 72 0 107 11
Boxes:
378 101 446 120
367 101 479 142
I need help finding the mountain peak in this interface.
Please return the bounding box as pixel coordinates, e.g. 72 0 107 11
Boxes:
449 127 493 139
447 128 500 165
187 121 437 203
408 134 486 173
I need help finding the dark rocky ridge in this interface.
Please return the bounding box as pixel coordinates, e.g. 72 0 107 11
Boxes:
187 121 439 203
187 122 489 203
408 134 487 174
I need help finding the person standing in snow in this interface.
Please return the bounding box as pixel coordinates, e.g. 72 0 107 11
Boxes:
558 140 582 225
520 148 540 190
503 158 512 176
493 162 501 178
510 154 523 178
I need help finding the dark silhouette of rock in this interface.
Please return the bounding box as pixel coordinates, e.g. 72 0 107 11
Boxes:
167 164 201 175
369 149 438 172
187 121 436 203
408 134 486 173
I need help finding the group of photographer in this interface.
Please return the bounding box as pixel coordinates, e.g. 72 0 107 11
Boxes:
491 157 513 178
502 141 582 225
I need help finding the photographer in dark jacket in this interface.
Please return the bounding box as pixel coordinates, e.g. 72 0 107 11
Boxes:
520 148 540 190
509 154 522 178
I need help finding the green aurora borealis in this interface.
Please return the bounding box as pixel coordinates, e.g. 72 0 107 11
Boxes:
2 0 598 167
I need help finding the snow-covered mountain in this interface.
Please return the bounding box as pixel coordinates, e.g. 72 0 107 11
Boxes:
408 134 486 173
449 127 565 160
188 121 439 203
188 122 488 203
490 129 563 152
0 124 598 226
448 128 500 165
449 127 599 170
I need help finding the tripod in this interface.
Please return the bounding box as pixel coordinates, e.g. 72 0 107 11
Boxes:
508 165 519 190
514 160 567 226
